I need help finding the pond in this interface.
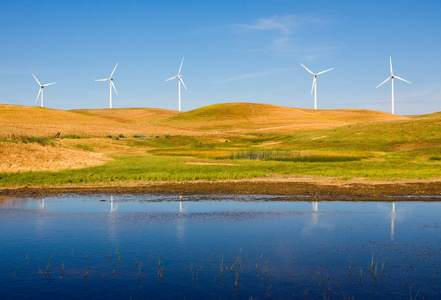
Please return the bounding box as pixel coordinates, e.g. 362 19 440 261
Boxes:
1 194 440 299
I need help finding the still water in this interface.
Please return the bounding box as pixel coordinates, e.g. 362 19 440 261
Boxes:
1 194 440 299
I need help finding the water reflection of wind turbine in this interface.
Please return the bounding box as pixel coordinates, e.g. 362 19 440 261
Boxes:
303 201 333 232
107 194 118 243
312 202 318 225
391 202 396 240
110 194 114 212
177 195 185 241
39 197 45 209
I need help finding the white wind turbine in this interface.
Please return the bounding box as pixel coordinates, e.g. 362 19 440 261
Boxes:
300 63 334 109
32 74 56 108
165 58 187 111
376 57 411 115
95 63 118 108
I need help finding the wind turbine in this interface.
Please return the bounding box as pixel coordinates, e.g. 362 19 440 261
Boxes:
32 74 56 107
95 63 118 108
300 63 334 109
165 58 187 111
376 57 411 114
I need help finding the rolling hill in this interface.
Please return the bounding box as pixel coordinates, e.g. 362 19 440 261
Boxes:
155 102 409 133
0 105 200 137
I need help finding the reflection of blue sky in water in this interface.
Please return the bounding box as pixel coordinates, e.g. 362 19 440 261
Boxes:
1 196 441 298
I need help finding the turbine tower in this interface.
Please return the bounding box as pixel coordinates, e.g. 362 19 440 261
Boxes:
376 57 411 114
32 74 56 108
95 63 118 108
165 58 187 111
300 63 334 109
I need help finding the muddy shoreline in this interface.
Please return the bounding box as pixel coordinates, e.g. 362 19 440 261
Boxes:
1 179 441 201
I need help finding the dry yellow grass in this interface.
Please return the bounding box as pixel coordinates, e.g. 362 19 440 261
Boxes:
0 142 111 173
156 102 410 133
70 107 182 123
58 138 149 154
295 108 409 123
408 111 441 119
0 105 213 137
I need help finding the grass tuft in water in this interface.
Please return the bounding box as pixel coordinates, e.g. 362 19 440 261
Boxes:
137 261 142 279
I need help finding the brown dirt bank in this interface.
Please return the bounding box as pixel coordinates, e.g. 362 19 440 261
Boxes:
1 178 441 201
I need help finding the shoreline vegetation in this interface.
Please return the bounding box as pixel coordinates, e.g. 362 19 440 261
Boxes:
1 103 441 199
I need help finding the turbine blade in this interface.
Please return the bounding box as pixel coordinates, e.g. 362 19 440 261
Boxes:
178 57 184 75
311 77 316 95
35 88 42 103
111 81 118 95
317 68 334 75
179 77 187 90
300 63 315 75
95 78 109 81
376 77 391 88
110 63 118 78
32 74 41 86
43 82 56 87
165 76 178 81
394 76 411 84
389 57 393 75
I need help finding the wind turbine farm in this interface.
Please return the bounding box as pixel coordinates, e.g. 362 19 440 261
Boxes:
0 1 440 193
3 2 441 299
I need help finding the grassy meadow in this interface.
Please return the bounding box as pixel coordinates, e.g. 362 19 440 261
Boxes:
1 103 441 187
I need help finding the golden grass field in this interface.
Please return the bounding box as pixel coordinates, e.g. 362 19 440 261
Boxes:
1 102 440 182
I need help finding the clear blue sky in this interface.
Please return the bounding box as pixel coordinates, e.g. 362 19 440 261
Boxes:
1 0 440 115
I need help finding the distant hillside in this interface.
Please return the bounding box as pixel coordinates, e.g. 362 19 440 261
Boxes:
156 102 409 133
0 105 200 137
409 111 441 119
1 103 434 138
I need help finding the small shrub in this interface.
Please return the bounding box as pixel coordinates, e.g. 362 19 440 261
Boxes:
21 136 53 146
113 136 120 140
155 136 160 139
63 134 81 139
75 144 93 152
107 135 113 138
165 135 170 139
118 134 126 138
429 156 441 161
